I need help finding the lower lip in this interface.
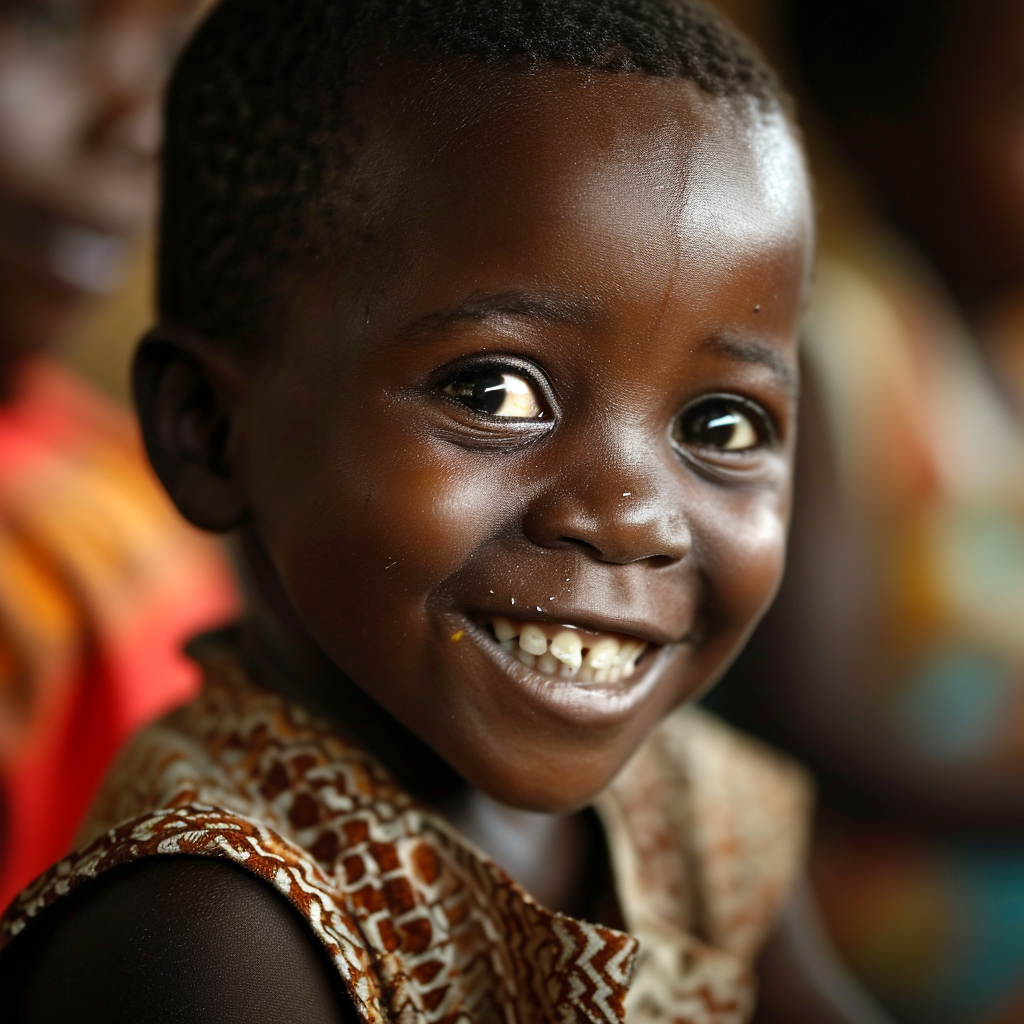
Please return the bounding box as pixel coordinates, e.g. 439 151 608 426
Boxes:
0 208 130 295
460 618 676 730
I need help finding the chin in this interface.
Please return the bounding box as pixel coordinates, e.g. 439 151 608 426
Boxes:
450 735 641 815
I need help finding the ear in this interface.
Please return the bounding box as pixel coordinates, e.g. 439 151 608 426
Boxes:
132 325 248 533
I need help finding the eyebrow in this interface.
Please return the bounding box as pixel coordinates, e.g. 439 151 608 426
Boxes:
393 292 799 396
394 290 599 342
703 335 799 399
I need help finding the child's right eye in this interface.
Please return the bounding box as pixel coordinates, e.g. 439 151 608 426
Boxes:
443 368 546 420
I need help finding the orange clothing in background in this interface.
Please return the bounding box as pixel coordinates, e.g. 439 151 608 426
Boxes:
0 358 238 911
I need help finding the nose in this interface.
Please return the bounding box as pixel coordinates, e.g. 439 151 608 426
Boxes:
522 431 692 567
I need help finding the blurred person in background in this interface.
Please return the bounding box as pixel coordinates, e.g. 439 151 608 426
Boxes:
0 0 237 911
708 1 1024 1021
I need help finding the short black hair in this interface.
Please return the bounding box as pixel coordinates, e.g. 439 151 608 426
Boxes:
160 0 788 350
781 0 957 126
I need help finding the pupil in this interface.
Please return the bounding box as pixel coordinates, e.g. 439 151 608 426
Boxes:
703 411 739 446
688 402 740 447
465 371 507 415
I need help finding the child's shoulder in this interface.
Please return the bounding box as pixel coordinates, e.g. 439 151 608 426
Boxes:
0 854 354 1024
2 644 812 1024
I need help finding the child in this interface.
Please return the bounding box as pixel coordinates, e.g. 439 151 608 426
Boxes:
0 0 237 910
0 1 868 1020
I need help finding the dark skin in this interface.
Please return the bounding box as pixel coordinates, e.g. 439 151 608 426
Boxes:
1 64 870 1021
0 0 208 392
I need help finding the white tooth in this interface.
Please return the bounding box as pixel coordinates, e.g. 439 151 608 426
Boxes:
583 637 620 672
608 665 623 683
537 652 559 675
516 649 536 668
595 665 612 683
500 639 518 652
550 630 583 670
612 642 636 674
493 617 517 642
625 642 648 678
519 623 548 656
578 665 595 683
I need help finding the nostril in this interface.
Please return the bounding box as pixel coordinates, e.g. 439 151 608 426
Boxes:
555 537 681 568
555 536 604 558
645 554 678 570
523 476 692 566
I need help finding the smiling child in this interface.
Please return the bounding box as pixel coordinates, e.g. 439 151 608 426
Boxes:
0 1 842 1021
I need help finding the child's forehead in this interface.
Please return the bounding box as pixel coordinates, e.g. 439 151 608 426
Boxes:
360 61 753 172
347 61 810 255
281 63 810 388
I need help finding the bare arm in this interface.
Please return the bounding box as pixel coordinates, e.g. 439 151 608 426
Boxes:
1 856 357 1024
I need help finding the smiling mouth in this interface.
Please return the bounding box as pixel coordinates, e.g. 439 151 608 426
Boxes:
481 616 650 683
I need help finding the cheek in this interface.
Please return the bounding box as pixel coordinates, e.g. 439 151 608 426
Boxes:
699 494 788 632
332 447 508 600
252 405 510 643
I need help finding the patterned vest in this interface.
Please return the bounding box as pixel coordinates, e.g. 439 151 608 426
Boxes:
1 638 810 1024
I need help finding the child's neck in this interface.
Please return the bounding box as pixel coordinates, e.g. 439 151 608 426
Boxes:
235 531 617 920
439 788 595 915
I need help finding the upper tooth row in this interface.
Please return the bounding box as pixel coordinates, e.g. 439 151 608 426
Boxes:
491 617 647 681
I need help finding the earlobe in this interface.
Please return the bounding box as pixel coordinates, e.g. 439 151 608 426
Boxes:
132 325 249 533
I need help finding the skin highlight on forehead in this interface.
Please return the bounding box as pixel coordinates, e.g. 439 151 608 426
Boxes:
318 63 812 360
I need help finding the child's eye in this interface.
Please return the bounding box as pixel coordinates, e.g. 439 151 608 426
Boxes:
676 396 772 453
443 368 545 419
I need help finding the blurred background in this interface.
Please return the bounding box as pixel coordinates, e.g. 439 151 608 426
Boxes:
61 232 150 402
707 3 1024 1024
4 2 1024 1023
0 0 237 914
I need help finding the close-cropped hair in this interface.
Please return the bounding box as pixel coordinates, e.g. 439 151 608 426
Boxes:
160 0 787 352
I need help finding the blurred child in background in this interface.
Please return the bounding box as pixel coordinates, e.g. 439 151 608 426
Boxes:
710 1 1024 1020
0 0 237 910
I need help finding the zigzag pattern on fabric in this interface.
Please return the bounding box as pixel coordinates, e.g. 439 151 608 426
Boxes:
2 636 810 1024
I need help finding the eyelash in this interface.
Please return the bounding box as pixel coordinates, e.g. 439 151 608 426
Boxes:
432 359 780 466
435 357 554 422
673 393 778 460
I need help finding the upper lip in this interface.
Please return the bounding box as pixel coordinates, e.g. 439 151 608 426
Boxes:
470 607 682 648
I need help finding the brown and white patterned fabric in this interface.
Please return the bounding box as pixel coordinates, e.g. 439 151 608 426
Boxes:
1 636 810 1024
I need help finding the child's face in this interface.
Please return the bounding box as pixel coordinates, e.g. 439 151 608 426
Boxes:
237 66 812 811
0 0 204 371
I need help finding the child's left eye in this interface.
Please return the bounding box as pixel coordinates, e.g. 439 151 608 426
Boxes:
676 396 772 453
443 369 545 419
